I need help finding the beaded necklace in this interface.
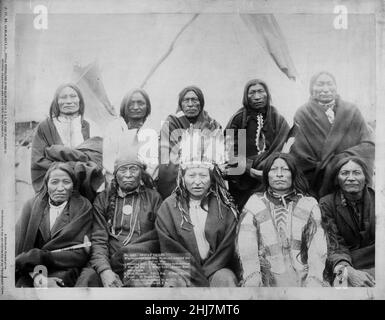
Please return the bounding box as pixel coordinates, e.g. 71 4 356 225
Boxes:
255 114 266 154
111 192 140 246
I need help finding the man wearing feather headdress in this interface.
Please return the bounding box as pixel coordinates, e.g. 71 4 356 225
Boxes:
156 129 241 287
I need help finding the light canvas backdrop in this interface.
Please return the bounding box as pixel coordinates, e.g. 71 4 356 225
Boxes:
2 0 384 299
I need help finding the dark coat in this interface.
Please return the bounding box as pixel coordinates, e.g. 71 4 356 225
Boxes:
90 186 163 275
320 187 375 274
291 97 374 198
15 193 93 286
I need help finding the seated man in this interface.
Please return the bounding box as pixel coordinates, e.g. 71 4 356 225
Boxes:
77 152 163 287
237 153 327 287
16 162 93 288
156 129 240 287
320 156 375 287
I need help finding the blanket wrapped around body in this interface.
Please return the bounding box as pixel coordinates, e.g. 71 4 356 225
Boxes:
290 97 374 198
320 187 375 283
31 117 104 202
15 193 93 287
155 193 240 287
225 105 290 209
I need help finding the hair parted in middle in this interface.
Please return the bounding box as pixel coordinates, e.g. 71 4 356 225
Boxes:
49 83 85 119
242 79 272 110
332 156 369 189
309 71 337 96
105 165 155 222
120 88 152 124
173 165 238 227
177 85 205 112
262 152 309 195
39 162 78 196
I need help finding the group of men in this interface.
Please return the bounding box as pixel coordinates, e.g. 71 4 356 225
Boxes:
15 71 375 288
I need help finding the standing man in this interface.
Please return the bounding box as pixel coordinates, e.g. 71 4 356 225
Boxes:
103 88 158 182
225 79 290 210
157 85 221 199
290 71 374 198
31 83 103 201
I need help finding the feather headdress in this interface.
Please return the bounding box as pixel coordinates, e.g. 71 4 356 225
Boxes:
179 125 227 170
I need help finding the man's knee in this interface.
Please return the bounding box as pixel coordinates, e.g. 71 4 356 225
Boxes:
209 268 238 287
75 267 103 287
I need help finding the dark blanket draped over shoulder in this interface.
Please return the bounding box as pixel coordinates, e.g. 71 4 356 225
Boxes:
225 105 290 208
90 187 163 276
31 117 104 201
15 193 93 285
155 193 239 287
290 98 374 198
320 187 375 282
157 111 221 199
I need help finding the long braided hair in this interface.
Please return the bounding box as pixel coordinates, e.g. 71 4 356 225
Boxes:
105 167 156 222
174 164 238 227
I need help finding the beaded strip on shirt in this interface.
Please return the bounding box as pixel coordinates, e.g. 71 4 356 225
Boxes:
267 198 294 252
255 114 266 155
